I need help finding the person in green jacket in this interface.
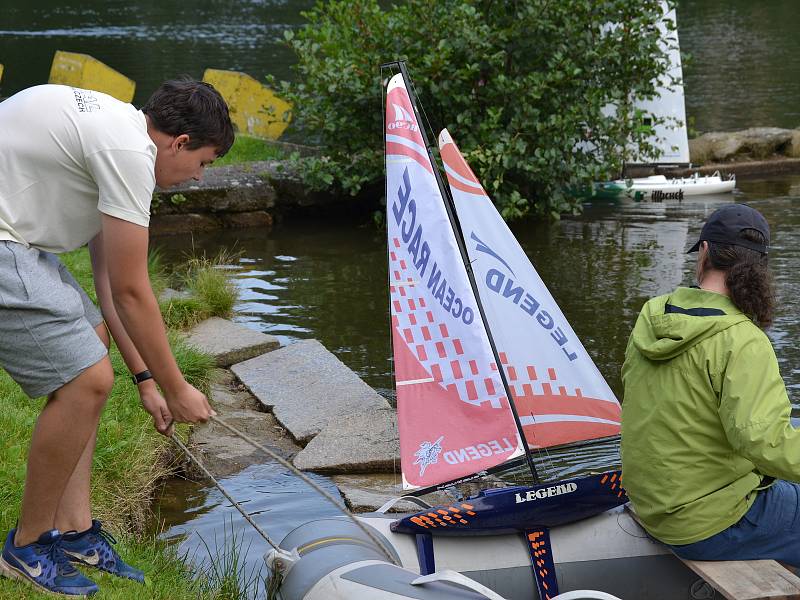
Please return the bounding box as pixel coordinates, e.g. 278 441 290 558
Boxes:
621 203 800 564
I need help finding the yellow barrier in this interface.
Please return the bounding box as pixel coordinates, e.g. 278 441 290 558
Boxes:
0 64 4 84
48 51 135 103
203 69 291 140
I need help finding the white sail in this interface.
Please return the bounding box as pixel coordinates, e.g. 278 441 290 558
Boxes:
439 129 621 449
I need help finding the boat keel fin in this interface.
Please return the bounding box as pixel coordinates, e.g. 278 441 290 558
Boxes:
525 527 559 600
415 532 435 575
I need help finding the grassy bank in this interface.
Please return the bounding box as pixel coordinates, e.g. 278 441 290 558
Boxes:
0 248 246 599
213 134 287 167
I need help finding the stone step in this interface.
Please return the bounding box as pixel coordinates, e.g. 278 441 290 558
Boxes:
231 339 390 444
183 317 279 367
293 408 399 473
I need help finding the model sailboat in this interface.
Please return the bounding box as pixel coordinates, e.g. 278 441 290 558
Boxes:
267 65 698 600
386 65 627 597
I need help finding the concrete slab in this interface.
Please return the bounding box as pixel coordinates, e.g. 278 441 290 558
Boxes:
231 339 390 444
332 473 455 513
293 408 399 473
183 317 279 367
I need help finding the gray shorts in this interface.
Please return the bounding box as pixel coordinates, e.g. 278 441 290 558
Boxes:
0 241 107 398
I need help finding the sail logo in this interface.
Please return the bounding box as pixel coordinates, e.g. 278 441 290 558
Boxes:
414 436 444 477
443 438 516 465
515 483 577 504
388 103 419 132
471 232 578 362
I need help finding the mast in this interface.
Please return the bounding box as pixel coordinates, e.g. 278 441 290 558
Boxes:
386 60 540 485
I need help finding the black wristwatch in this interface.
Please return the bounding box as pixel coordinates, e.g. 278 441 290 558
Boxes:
132 370 153 385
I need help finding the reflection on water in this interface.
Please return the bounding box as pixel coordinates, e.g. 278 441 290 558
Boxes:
157 463 341 599
156 179 800 597
1 1 800 131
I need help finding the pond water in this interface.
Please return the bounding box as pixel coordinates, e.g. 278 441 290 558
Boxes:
1 1 799 132
153 178 800 597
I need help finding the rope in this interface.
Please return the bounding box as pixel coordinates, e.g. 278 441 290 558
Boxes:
169 433 280 551
169 416 399 566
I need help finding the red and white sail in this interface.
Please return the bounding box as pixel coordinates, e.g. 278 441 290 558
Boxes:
386 75 524 490
439 129 621 449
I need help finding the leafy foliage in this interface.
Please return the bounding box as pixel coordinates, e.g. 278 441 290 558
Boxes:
277 0 676 218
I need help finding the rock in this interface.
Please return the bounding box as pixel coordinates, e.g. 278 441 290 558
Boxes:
293 408 399 473
690 128 794 164
152 163 277 215
231 339 391 444
187 370 300 479
332 473 456 513
785 129 800 159
149 213 220 236
160 288 193 302
218 210 273 229
183 317 280 367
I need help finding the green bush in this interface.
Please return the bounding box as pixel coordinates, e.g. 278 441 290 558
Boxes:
277 0 675 218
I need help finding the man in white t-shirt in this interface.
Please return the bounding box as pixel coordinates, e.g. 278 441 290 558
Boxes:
0 79 234 596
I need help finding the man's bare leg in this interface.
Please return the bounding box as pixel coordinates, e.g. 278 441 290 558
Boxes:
14 357 113 547
52 323 110 535
53 430 98 535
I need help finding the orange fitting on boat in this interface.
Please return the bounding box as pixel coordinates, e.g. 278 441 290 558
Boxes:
601 475 608 484
461 503 474 510
437 509 448 515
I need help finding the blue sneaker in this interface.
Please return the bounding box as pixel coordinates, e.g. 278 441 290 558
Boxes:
60 520 144 583
0 528 98 596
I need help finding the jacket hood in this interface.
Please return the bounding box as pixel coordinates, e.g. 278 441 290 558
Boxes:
632 287 751 361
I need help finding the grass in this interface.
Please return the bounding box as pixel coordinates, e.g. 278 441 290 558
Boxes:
213 134 287 167
159 249 240 329
0 247 246 599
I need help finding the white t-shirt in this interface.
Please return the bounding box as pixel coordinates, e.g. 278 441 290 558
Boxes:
0 84 156 253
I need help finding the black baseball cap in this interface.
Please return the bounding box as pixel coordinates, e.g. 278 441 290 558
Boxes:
687 203 770 255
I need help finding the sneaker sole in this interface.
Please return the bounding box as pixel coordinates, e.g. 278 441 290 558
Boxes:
0 555 94 597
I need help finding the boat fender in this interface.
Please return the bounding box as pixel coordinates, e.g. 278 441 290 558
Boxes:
265 547 300 577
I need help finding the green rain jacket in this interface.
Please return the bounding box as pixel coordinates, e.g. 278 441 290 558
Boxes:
621 286 800 545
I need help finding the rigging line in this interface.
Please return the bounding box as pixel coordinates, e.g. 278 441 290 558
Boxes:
206 415 399 565
169 433 280 551
381 62 401 490
406 74 437 153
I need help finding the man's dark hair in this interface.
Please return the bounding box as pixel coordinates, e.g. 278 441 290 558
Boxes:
142 78 235 156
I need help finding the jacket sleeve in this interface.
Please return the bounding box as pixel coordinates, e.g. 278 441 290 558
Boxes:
719 330 800 480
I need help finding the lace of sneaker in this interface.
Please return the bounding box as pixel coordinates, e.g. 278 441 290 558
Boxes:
39 538 75 577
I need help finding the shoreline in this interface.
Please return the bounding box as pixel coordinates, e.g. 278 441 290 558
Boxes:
152 141 800 237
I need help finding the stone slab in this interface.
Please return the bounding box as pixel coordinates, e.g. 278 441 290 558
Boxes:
187 370 301 479
293 408 399 473
332 473 455 513
231 339 390 444
183 317 279 367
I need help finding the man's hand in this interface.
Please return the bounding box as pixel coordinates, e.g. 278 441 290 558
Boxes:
165 382 215 424
138 381 174 435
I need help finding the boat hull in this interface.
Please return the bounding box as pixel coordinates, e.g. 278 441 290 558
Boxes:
270 506 701 600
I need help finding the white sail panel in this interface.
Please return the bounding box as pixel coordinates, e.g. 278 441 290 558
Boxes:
439 129 621 449
385 75 524 489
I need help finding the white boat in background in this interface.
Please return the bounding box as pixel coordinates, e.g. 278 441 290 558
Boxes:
595 171 736 202
265 65 705 600
590 3 736 201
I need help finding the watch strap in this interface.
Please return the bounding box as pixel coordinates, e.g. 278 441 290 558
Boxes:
132 370 153 385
